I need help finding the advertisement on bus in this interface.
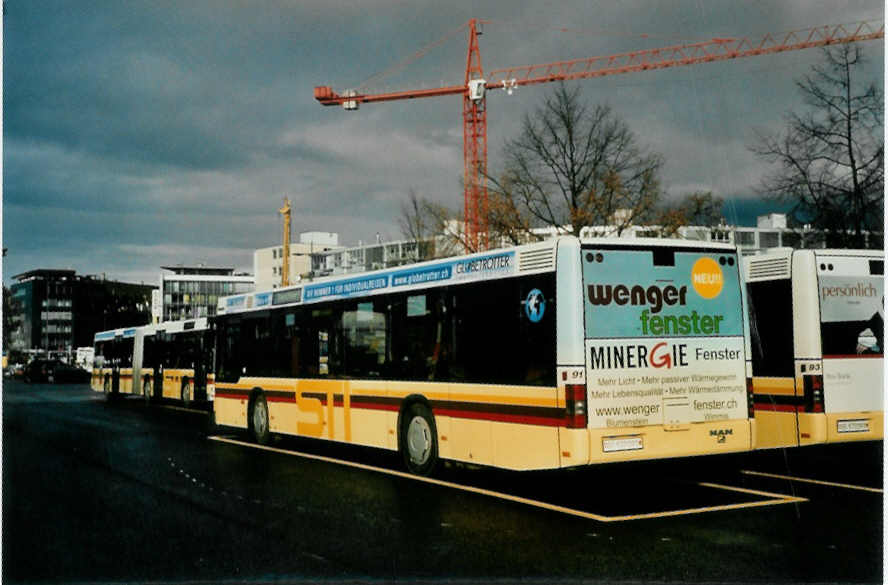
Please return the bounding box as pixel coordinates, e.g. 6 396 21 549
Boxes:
582 247 747 428
817 255 884 414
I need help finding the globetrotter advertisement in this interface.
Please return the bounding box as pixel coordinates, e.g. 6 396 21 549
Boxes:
582 248 747 428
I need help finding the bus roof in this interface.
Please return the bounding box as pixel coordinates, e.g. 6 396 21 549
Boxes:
219 235 743 316
150 317 210 336
579 236 738 251
93 327 138 341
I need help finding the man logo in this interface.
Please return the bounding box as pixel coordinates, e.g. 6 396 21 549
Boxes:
525 288 546 323
709 428 733 443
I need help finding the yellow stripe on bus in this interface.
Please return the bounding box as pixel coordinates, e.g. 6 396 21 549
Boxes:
215 379 559 408
752 376 796 396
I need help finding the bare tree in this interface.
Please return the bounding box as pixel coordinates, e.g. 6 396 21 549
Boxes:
749 44 883 248
397 188 433 243
488 84 664 241
397 189 462 261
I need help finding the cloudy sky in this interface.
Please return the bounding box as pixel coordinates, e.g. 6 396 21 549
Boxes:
3 0 883 285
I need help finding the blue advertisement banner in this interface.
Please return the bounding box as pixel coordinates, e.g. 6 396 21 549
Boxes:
304 275 390 301
392 265 453 287
254 292 272 307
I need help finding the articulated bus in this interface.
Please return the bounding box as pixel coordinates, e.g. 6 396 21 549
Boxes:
744 249 884 449
93 319 214 406
141 318 214 406
92 327 138 396
213 236 754 474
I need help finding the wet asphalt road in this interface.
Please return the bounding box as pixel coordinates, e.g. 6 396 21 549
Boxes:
2 380 883 583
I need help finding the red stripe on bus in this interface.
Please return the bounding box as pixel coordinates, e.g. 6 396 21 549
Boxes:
434 407 564 427
754 403 800 412
215 387 567 426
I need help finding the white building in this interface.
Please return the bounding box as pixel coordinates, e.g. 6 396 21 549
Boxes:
253 232 342 290
159 265 254 322
299 213 876 279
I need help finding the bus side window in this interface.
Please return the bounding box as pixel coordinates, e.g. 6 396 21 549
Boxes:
216 318 241 383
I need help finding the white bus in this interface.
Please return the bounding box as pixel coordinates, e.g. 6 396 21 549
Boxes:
213 237 754 474
744 248 884 448
141 318 214 406
93 320 214 406
92 326 139 396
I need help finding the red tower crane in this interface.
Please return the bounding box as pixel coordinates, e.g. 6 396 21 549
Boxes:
315 19 883 251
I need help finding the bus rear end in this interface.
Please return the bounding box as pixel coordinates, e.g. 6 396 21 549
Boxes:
567 239 753 464
813 250 883 443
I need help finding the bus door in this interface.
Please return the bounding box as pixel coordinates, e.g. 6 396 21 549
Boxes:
110 336 122 393
192 330 211 398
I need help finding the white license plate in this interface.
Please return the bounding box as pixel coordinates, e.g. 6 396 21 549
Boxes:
837 419 870 433
603 435 643 453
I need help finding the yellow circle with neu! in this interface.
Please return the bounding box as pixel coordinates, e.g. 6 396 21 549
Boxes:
691 257 724 299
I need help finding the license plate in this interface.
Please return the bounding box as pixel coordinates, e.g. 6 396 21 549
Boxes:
837 419 870 433
603 435 643 452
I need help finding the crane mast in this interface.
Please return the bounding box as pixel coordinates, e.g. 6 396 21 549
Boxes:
279 197 291 287
315 19 883 251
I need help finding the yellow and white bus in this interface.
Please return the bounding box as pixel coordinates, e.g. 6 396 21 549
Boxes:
213 236 754 474
141 318 214 406
744 248 884 448
92 327 138 396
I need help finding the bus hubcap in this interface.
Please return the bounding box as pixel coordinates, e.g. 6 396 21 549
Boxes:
254 402 268 433
407 416 431 465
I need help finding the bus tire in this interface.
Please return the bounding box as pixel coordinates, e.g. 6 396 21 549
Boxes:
249 392 270 445
143 378 152 403
400 402 438 476
181 379 192 407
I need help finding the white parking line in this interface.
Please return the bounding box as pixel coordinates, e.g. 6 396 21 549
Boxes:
741 469 883 494
208 435 805 522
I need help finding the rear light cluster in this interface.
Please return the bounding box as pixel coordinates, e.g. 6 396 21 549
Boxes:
746 377 755 418
565 383 588 428
803 374 825 413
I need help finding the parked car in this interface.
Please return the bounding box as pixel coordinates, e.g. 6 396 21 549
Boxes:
5 363 24 379
23 359 91 384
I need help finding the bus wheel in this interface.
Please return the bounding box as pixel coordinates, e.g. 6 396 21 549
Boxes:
143 378 152 403
400 402 438 476
181 380 192 407
250 392 270 445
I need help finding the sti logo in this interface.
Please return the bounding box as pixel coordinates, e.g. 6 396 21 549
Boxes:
524 288 546 323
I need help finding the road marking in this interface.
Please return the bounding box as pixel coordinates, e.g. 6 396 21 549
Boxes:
208 436 805 522
741 469 883 494
156 404 208 415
